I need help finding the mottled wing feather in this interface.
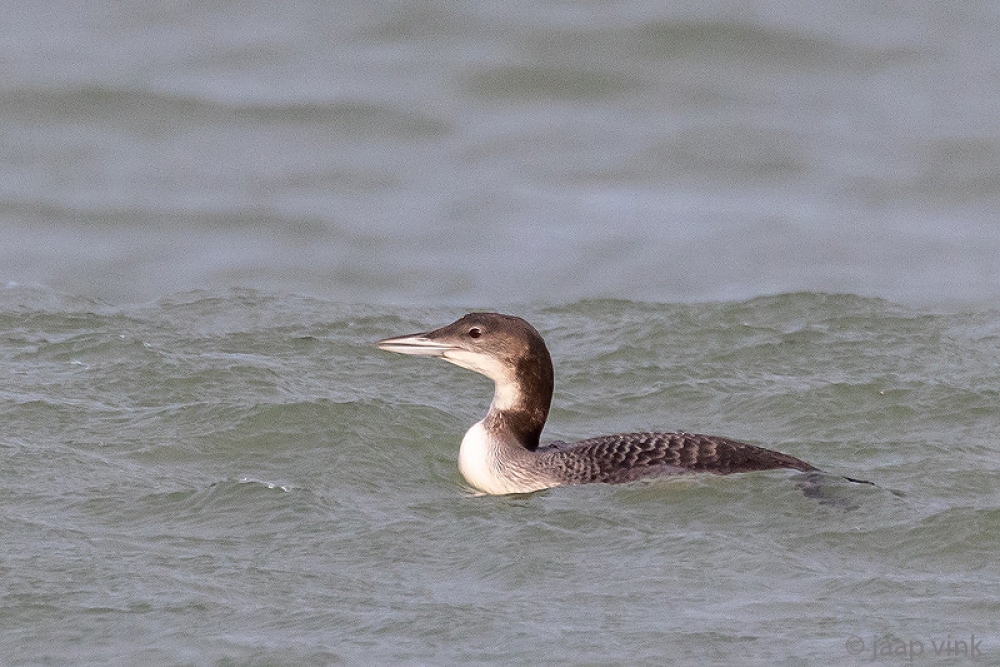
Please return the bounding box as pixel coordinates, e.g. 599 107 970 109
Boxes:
539 432 816 485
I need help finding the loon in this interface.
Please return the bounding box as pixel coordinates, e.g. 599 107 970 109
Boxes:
377 312 828 496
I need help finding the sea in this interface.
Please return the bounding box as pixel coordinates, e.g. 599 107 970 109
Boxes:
2 2 999 665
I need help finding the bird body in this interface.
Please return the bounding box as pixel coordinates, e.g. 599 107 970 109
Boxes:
377 312 818 495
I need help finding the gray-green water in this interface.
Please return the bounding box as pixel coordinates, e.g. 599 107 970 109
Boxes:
4 288 999 664
4 1 1000 307
4 0 1000 664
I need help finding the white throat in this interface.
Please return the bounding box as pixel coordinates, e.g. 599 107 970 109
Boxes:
443 351 522 412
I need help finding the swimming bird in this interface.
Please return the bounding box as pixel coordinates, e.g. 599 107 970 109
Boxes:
376 312 829 495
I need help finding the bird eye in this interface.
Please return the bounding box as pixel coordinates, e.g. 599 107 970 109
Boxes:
468 327 482 339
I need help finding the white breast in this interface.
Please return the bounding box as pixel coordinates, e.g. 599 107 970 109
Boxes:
457 420 557 495
458 421 503 494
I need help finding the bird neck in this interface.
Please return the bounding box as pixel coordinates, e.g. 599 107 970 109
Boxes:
483 353 552 451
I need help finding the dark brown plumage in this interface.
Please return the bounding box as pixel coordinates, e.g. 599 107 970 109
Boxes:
537 432 817 486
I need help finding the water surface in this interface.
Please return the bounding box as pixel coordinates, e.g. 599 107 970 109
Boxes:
3 288 999 664
2 1 1000 664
